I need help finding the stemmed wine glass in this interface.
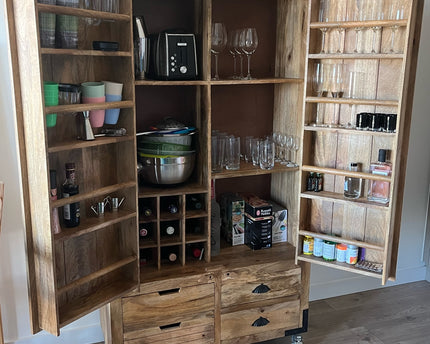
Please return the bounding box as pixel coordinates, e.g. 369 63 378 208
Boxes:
239 28 258 80
211 22 227 80
334 0 348 53
312 62 326 126
319 0 330 53
232 30 245 79
389 0 405 53
351 0 366 53
371 0 385 53
227 30 238 79
329 63 345 127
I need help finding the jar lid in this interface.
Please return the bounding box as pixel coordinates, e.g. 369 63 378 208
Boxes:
336 243 347 250
304 235 313 239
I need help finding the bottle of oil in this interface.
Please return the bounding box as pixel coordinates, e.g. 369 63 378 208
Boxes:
62 163 80 227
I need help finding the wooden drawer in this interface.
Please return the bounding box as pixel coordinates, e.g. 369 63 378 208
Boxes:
122 283 215 340
220 299 301 342
221 262 301 308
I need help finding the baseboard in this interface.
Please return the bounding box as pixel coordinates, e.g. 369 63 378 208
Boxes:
309 264 427 301
8 324 104 344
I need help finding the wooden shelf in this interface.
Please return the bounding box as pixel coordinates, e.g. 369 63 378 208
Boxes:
185 234 208 244
298 230 385 251
297 254 382 279
57 255 137 295
51 181 136 208
304 125 396 137
306 96 398 107
41 48 132 57
59 278 137 328
310 19 408 29
139 239 157 249
37 4 131 22
160 237 182 247
302 165 392 182
135 80 207 86
159 212 182 221
185 209 209 219
212 161 298 180
139 182 208 198
139 215 156 224
134 77 303 87
308 53 404 59
54 209 137 242
300 191 390 209
45 100 134 114
47 135 134 153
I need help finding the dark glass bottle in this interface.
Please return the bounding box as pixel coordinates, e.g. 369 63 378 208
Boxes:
167 203 178 214
140 206 152 217
187 195 203 210
50 170 61 234
62 163 80 227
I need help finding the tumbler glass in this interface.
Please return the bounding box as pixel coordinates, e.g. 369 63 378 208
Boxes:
259 139 275 170
225 136 240 170
211 135 225 173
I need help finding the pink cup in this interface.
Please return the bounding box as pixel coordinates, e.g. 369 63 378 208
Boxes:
83 96 105 128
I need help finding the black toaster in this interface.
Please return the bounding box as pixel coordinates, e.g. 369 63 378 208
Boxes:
149 32 198 80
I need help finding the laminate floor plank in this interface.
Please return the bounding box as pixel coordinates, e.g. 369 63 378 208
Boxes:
262 281 430 344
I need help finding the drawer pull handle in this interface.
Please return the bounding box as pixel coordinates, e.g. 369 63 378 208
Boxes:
252 283 271 294
160 322 181 330
158 288 180 296
252 317 270 327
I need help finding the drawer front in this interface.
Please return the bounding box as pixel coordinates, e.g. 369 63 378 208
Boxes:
221 262 301 308
220 299 300 342
122 283 215 335
124 316 214 344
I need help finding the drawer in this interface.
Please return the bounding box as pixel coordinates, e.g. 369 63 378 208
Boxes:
220 299 300 342
221 262 301 308
122 283 215 337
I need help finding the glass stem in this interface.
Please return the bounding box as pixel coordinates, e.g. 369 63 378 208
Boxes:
354 28 361 53
239 55 244 79
246 54 252 79
214 54 219 80
232 55 237 78
321 29 327 53
390 26 398 52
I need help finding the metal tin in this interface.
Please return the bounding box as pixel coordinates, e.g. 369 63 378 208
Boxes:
346 244 359 264
303 235 314 255
322 240 336 261
336 243 347 263
313 238 324 257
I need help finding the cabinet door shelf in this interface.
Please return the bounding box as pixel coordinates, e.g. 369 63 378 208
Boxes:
47 135 134 153
298 230 385 252
308 53 404 59
306 97 398 107
310 19 408 29
304 125 396 137
301 191 390 209
297 254 382 279
37 3 131 21
51 181 136 208
54 208 137 242
57 255 137 295
212 161 298 180
45 100 134 114
41 48 132 57
302 165 391 182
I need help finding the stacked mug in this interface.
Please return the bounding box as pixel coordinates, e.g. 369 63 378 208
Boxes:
103 81 123 125
81 82 106 128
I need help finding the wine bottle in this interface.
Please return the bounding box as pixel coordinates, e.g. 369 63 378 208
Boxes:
62 163 80 227
167 203 178 214
49 170 61 234
140 205 152 217
164 225 175 236
187 195 202 210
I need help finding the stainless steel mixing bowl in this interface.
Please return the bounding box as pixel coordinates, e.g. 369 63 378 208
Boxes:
138 153 195 185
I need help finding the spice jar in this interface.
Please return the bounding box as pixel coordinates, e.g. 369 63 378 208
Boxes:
303 235 314 255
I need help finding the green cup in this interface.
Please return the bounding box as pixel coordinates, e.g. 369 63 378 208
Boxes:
44 81 59 127
81 82 105 98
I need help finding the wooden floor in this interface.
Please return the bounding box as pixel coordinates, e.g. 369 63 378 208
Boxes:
264 280 430 344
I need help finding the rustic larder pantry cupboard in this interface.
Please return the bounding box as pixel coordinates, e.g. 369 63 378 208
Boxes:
6 0 422 342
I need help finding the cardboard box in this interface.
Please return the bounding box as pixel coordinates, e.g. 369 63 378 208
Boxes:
245 213 272 250
271 201 288 243
220 193 245 246
240 193 272 218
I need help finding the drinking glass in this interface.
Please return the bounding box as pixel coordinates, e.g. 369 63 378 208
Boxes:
211 23 227 80
83 0 101 25
319 0 330 53
251 138 261 166
389 0 405 53
290 136 300 167
233 30 245 79
334 0 348 53
350 0 366 53
370 0 385 53
244 136 253 163
312 62 326 126
239 28 258 80
344 71 365 128
272 132 282 162
211 135 225 173
259 139 275 170
227 30 238 79
225 136 241 170
328 64 345 127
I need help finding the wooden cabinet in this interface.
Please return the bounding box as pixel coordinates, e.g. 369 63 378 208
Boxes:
7 0 422 341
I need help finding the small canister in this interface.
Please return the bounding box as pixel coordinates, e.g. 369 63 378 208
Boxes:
346 244 359 264
313 238 324 257
322 240 336 261
336 243 347 263
303 235 314 255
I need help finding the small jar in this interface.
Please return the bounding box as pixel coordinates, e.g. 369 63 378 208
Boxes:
313 238 324 257
322 240 336 261
346 245 359 264
303 235 314 255
336 243 347 263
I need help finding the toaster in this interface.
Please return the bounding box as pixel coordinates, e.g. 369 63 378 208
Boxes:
149 32 198 80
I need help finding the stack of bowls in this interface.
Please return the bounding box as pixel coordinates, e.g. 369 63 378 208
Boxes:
137 123 196 185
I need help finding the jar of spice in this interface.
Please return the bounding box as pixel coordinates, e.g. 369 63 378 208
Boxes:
303 235 314 255
322 240 336 261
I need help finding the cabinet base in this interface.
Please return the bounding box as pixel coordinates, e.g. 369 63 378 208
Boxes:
284 309 308 337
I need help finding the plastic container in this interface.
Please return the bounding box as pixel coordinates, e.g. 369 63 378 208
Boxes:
43 81 59 127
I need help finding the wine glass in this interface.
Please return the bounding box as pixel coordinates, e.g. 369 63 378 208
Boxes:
350 0 366 53
371 0 385 53
227 30 238 79
334 0 348 53
312 62 326 126
328 63 345 127
239 28 258 80
319 0 330 53
211 22 227 80
232 30 245 79
389 0 405 53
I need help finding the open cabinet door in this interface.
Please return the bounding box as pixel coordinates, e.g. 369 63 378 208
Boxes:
296 0 423 285
7 0 139 335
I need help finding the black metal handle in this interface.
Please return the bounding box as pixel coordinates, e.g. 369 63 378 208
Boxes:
160 322 181 330
252 317 270 327
252 283 271 294
158 288 180 296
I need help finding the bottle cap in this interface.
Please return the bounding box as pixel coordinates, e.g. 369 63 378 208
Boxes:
168 253 177 262
166 226 175 235
378 149 387 162
50 170 57 189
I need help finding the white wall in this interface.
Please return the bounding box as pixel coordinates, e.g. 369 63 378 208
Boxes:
0 2 429 344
